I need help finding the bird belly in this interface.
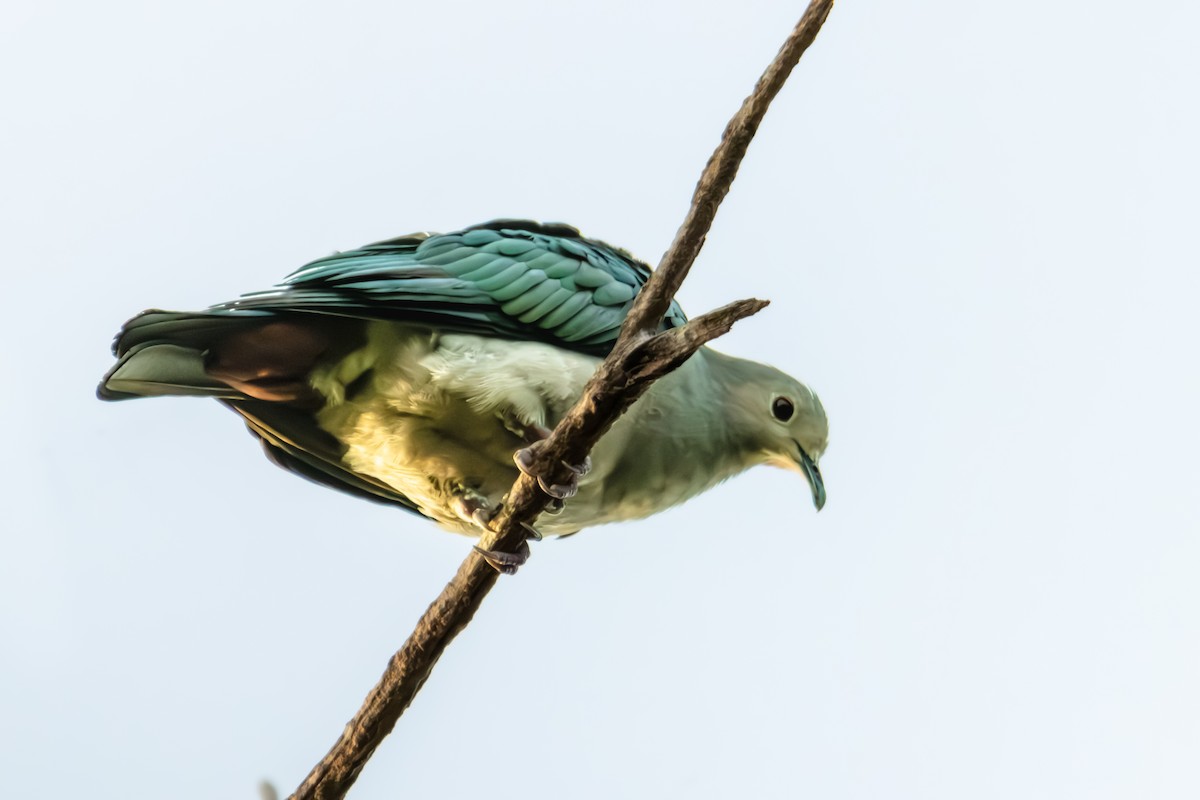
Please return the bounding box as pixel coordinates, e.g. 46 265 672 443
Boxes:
310 323 599 534
310 325 742 538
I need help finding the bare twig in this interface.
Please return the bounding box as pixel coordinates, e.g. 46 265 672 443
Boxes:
615 0 835 340
289 4 833 799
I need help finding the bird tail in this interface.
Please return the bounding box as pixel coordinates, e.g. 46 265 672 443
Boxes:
97 309 422 515
97 309 266 401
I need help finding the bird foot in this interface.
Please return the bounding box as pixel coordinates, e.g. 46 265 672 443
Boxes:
473 522 542 574
474 540 532 575
452 491 494 531
513 446 591 500
519 521 543 542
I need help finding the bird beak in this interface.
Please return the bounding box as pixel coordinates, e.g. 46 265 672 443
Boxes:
797 446 826 511
766 442 827 511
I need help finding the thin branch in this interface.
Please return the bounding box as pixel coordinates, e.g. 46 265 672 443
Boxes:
288 4 833 798
614 0 835 343
288 301 768 800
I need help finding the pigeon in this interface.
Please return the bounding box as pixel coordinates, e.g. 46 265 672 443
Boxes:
99 220 828 547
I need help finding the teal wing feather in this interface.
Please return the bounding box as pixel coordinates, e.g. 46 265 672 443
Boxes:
100 220 687 519
211 220 688 356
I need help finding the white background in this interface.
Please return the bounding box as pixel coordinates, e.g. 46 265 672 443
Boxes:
3 2 1198 798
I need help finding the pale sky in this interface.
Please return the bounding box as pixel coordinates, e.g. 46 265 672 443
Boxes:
4 2 1198 798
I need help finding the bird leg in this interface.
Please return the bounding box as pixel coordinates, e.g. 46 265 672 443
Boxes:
498 414 591 500
473 540 531 576
451 490 495 531
472 520 544 575
456 490 543 575
509 423 592 500
498 416 552 444
514 446 592 500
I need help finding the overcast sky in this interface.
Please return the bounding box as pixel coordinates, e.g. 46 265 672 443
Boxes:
4 1 1198 798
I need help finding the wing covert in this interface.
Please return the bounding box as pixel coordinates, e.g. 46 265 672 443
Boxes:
216 220 687 356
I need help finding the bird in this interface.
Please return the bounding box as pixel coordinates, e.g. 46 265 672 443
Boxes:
99 220 828 564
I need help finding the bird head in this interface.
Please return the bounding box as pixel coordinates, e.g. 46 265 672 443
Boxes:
762 379 828 511
715 353 829 511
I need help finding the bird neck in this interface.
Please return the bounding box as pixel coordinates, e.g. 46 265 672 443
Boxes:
626 348 767 482
556 349 771 530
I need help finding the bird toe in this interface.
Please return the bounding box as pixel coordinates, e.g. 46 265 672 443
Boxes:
536 475 578 500
473 540 531 575
452 492 494 531
562 456 591 477
514 446 583 500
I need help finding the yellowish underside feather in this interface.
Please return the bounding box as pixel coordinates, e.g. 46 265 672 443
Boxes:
306 322 776 537
310 322 598 532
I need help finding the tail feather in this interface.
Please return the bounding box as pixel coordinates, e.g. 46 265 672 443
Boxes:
99 343 240 400
98 309 268 401
98 308 423 515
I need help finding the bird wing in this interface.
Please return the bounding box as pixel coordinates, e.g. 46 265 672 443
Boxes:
207 219 688 356
233 398 424 514
99 220 686 519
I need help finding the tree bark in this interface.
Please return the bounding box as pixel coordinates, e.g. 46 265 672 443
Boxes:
289 3 835 798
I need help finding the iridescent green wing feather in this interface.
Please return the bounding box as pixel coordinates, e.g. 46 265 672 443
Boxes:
219 220 688 356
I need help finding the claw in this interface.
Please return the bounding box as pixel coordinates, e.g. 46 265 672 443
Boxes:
537 475 577 500
453 493 494 531
474 540 531 575
561 456 592 477
520 521 543 542
515 447 588 500
514 446 539 476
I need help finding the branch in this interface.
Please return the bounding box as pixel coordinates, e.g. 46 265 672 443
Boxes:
289 4 833 798
614 0 835 341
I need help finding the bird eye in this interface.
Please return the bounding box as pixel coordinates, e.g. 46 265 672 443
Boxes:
772 396 795 422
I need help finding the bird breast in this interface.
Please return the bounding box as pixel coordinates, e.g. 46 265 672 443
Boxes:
309 322 743 535
310 323 597 531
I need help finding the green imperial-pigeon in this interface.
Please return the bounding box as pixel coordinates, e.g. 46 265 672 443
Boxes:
99 220 828 550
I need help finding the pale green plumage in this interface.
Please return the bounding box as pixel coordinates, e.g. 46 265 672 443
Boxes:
99 220 828 536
